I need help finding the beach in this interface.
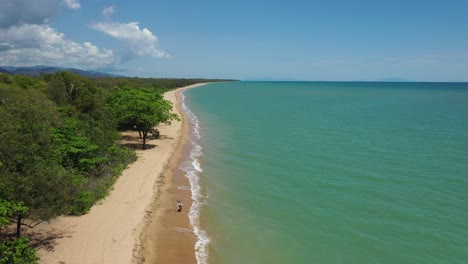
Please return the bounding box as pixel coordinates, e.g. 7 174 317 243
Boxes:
137 84 203 264
35 83 207 264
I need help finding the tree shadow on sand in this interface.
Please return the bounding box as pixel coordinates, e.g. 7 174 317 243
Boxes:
119 133 173 150
28 229 73 252
119 134 156 150
120 143 157 150
120 134 141 141
0 227 73 252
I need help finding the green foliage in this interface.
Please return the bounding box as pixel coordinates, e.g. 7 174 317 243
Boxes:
47 73 119 149
0 199 28 227
67 145 136 215
46 77 68 106
53 116 105 173
0 200 37 264
0 238 38 264
0 87 75 223
68 191 95 215
105 145 137 175
109 88 180 149
47 72 110 117
11 75 36 89
0 74 13 85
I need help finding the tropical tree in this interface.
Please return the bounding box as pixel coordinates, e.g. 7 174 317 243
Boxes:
109 88 180 149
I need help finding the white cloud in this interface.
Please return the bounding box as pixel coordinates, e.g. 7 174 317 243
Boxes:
102 5 116 20
0 24 114 68
0 0 117 69
89 22 169 59
0 0 169 71
63 0 80 10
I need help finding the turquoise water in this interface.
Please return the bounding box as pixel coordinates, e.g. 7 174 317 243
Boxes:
182 82 468 264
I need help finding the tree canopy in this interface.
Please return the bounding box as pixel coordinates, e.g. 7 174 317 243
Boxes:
0 87 75 237
109 88 180 149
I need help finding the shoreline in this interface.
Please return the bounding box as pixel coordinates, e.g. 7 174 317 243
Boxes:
138 83 208 264
35 83 208 264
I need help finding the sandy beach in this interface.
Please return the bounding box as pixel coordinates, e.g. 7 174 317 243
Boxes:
137 85 199 264
35 83 207 264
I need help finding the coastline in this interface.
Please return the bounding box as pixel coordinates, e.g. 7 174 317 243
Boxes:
35 83 208 264
138 83 208 264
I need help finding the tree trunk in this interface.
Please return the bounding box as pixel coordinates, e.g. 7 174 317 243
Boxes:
142 131 148 149
16 214 22 238
138 130 142 139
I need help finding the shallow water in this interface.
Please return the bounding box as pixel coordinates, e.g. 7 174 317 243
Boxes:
183 81 468 264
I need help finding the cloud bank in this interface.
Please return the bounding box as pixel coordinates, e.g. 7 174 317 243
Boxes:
90 21 169 59
0 0 113 68
0 0 168 70
0 24 113 67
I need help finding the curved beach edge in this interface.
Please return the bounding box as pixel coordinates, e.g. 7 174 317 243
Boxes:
35 83 208 264
134 82 209 264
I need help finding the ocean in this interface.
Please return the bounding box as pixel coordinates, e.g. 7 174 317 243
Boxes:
180 81 468 264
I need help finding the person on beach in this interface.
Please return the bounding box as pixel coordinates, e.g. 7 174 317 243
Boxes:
176 200 183 212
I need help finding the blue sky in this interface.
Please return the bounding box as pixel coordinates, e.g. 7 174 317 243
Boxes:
1 0 468 81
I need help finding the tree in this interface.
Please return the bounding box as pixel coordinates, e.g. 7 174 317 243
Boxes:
109 88 180 149
0 87 75 238
0 199 38 264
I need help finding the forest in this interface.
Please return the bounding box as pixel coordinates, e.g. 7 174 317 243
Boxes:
0 72 232 263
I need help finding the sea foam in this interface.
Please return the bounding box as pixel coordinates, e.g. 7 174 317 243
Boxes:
180 91 210 264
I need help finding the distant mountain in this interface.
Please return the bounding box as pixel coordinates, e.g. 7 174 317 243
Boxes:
12 66 58 76
63 68 117 78
0 65 120 78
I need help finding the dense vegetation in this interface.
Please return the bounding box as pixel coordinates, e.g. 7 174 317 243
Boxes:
0 72 232 262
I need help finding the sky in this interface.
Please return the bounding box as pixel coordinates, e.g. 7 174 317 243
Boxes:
1 0 468 81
